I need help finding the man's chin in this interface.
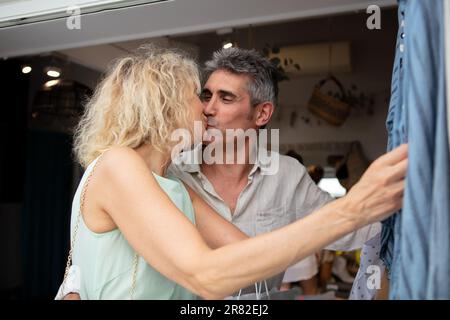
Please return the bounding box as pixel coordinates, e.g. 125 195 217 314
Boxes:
202 137 222 146
185 142 203 151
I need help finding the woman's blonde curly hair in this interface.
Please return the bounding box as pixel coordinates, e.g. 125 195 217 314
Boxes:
73 44 200 168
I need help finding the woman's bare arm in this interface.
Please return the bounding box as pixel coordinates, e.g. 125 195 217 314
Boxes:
90 144 407 299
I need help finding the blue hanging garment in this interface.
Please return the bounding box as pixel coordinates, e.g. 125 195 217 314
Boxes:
381 0 450 299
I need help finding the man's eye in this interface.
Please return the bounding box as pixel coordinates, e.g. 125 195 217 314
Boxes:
200 94 211 101
222 96 233 103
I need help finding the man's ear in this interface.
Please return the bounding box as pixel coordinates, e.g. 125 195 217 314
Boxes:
255 102 275 127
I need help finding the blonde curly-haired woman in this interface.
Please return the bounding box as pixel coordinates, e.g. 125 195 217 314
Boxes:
63 45 408 299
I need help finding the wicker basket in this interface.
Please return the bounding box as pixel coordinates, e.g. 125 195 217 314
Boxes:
307 76 351 126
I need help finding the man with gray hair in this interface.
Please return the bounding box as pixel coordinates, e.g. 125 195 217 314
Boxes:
169 47 379 296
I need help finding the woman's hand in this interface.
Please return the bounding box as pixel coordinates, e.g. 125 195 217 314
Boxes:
341 143 408 227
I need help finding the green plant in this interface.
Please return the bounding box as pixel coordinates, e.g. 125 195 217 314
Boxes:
262 44 300 83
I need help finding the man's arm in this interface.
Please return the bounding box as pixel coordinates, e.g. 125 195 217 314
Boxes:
63 293 81 300
183 183 248 248
55 265 81 300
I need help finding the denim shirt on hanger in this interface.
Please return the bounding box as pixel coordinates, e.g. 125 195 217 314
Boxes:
381 0 450 299
380 0 407 279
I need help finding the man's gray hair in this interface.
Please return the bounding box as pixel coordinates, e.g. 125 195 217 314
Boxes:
204 48 279 106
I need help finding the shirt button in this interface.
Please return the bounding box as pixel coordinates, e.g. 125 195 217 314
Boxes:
399 44 404 52
401 32 405 39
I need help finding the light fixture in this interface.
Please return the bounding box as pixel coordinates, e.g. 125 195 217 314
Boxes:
45 66 61 78
21 65 32 74
44 79 61 88
219 27 237 49
223 42 233 49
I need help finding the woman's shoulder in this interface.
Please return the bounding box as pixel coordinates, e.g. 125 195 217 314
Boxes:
102 146 142 164
99 146 145 171
95 146 152 186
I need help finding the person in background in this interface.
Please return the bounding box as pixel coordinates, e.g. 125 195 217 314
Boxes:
280 150 322 295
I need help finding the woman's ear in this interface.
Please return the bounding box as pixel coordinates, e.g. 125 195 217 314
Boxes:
255 102 275 127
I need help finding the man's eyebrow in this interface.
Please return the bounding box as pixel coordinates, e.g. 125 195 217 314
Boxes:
201 88 239 99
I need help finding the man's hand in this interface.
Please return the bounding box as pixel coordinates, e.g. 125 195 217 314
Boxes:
342 143 408 227
63 293 81 300
55 265 81 300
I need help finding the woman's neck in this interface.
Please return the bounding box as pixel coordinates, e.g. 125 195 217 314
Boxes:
135 143 171 177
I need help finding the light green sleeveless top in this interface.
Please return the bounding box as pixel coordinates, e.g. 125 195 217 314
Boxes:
71 156 197 300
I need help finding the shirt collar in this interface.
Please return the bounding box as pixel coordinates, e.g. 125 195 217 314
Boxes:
173 143 276 177
173 143 203 173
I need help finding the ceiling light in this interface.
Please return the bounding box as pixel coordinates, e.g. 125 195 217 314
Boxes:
21 65 32 74
44 79 61 88
223 42 233 49
45 66 61 78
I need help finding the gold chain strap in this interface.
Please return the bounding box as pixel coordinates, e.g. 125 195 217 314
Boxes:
130 253 139 299
62 153 139 299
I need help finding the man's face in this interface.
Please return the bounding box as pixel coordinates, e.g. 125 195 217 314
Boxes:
200 70 258 144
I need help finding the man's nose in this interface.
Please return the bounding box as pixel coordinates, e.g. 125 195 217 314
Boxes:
203 95 217 116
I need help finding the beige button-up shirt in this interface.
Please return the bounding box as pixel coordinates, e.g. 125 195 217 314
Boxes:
168 146 379 293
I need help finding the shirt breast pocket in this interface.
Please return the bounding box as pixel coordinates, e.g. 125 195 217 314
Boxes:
256 205 293 234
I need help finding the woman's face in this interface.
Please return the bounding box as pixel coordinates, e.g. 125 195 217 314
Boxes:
186 90 207 145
